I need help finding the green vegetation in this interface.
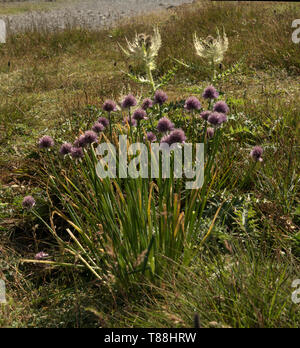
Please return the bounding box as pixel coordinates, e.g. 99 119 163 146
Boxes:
0 1 299 328
0 0 75 16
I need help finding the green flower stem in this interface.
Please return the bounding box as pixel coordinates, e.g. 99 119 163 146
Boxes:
146 62 156 93
128 109 133 140
108 111 112 140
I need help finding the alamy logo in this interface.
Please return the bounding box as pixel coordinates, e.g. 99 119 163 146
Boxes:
292 19 300 44
95 136 204 189
292 279 300 304
0 20 6 43
0 279 6 304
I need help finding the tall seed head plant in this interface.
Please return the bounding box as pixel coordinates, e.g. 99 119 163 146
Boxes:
193 27 229 80
119 27 177 93
119 27 161 92
175 27 231 84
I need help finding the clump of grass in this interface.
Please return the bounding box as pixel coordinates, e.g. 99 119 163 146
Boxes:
105 241 300 328
23 85 234 286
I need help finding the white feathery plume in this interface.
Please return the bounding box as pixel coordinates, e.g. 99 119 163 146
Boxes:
119 27 162 71
193 28 228 65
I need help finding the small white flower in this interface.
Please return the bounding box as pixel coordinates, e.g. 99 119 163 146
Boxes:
35 252 49 260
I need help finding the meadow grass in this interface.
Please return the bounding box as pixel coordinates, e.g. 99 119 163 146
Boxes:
0 0 75 16
0 1 299 327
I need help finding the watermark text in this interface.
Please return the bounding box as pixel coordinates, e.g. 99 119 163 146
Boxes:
95 136 204 189
0 279 6 304
292 279 300 304
292 19 300 44
0 20 6 43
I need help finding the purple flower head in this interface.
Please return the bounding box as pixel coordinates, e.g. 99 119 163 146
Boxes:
22 196 36 210
70 147 84 159
121 94 137 108
59 142 72 156
168 129 186 145
103 100 117 113
141 98 153 110
164 129 186 145
92 122 105 133
154 90 168 105
200 110 211 121
146 132 157 142
132 108 147 121
206 127 215 139
39 135 54 149
208 112 227 126
202 86 219 99
213 101 229 114
184 96 202 111
157 117 174 133
250 146 263 162
74 134 87 148
122 117 137 127
83 131 98 144
98 117 110 128
35 252 49 260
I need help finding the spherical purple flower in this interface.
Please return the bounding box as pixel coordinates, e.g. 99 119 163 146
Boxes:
200 110 211 121
103 99 117 112
141 98 153 110
83 130 98 144
35 252 49 260
157 117 174 133
213 101 229 114
59 142 72 156
184 96 201 111
202 86 219 99
206 127 215 139
38 135 54 149
70 147 84 159
98 117 110 128
146 132 157 142
132 108 147 121
121 94 137 108
122 117 137 127
74 134 87 148
166 129 186 145
250 146 263 162
22 196 36 210
154 90 168 105
208 112 227 126
92 122 105 133
207 112 220 125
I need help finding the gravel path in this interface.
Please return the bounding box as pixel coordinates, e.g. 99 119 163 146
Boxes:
1 0 194 33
